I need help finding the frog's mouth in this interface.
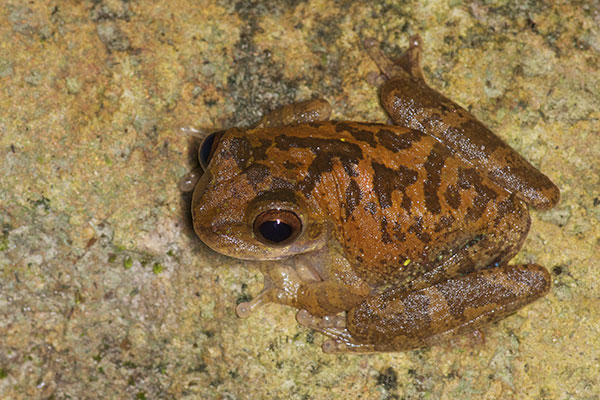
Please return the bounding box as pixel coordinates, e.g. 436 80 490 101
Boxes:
195 221 265 259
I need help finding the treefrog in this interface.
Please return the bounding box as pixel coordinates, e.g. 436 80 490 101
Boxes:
186 37 559 352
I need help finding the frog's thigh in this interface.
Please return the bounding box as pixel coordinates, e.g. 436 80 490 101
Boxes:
296 279 369 318
416 197 530 292
366 38 559 210
257 99 331 128
325 264 550 353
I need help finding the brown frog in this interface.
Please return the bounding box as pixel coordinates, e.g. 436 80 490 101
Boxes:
186 37 559 353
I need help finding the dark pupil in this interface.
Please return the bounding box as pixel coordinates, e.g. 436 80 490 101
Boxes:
199 133 216 167
258 220 293 243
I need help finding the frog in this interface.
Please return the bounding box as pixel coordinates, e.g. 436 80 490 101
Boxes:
186 36 559 353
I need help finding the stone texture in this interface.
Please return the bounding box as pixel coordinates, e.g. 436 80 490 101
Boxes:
0 0 598 399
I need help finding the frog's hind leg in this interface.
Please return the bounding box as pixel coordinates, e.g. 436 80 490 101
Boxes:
364 37 559 210
401 193 531 295
295 310 378 353
315 263 550 353
364 35 424 81
257 99 332 128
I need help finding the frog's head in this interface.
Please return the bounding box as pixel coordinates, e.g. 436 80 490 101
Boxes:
191 128 331 260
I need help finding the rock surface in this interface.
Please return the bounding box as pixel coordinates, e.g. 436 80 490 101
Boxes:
1 1 598 399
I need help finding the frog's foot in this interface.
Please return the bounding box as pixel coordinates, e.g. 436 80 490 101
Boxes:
470 328 486 346
296 309 345 329
178 126 210 192
236 286 281 318
296 310 380 353
178 126 208 139
363 35 424 81
178 167 203 192
322 338 381 353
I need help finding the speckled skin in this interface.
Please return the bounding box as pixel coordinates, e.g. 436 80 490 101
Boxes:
191 37 558 353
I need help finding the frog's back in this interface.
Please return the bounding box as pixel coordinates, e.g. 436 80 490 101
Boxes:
262 121 520 276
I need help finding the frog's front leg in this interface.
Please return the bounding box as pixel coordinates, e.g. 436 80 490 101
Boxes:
236 262 321 317
302 263 550 353
364 37 559 210
237 261 370 327
257 98 331 128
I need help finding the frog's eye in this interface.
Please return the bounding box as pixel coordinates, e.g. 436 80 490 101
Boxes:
253 210 302 246
199 131 224 170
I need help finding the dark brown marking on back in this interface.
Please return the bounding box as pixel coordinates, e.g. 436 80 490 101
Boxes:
433 215 455 233
242 164 271 188
364 201 378 215
334 122 378 148
342 162 359 178
439 102 453 114
372 162 418 210
274 135 363 196
252 139 272 161
392 222 406 242
350 122 388 128
283 160 300 170
444 184 461 210
423 142 449 215
250 188 299 205
407 216 432 244
457 167 498 222
271 177 296 191
345 179 362 219
381 216 393 244
224 136 252 169
376 128 424 152
494 196 517 226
